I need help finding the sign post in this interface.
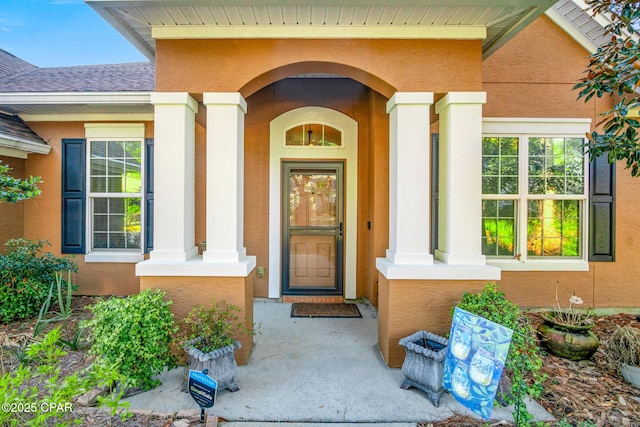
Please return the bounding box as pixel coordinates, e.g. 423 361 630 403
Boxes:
188 369 218 423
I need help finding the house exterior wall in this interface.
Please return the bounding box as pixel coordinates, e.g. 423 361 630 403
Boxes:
0 155 25 250
21 121 154 296
155 38 483 97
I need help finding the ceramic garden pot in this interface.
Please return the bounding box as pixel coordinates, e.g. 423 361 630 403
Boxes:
182 338 242 393
537 315 599 361
398 331 449 407
620 363 640 389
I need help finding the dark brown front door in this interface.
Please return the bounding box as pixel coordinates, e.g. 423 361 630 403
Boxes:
282 162 344 296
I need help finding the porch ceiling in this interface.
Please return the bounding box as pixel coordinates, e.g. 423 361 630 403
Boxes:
86 0 557 61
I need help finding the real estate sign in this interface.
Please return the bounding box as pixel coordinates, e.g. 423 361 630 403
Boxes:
443 307 513 420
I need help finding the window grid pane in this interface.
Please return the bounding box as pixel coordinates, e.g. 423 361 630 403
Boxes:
285 124 342 147
482 137 519 195
482 199 517 257
526 199 581 257
528 137 584 195
92 197 141 250
90 140 142 195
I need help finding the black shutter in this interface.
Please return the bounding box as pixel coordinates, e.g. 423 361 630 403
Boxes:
61 139 86 254
589 154 616 262
144 138 154 253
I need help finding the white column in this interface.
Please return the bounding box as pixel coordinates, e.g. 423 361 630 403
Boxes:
385 92 434 265
202 92 248 263
435 92 487 265
149 92 198 262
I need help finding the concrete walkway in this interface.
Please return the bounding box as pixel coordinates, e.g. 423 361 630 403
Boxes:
125 300 554 425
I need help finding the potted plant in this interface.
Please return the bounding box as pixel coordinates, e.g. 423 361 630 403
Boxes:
537 287 599 361
181 299 256 393
398 330 448 407
601 325 640 389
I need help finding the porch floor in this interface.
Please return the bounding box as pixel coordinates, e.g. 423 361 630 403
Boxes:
124 300 553 424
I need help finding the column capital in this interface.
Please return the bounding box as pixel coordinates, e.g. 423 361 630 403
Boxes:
150 92 198 112
435 91 487 113
203 92 247 114
386 92 434 114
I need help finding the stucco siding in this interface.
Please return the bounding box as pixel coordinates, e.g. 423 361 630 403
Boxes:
0 156 25 250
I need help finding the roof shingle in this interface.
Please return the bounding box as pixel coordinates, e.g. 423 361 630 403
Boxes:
0 61 155 93
0 49 37 79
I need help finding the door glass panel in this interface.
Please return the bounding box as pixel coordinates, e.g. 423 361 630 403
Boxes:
289 172 337 227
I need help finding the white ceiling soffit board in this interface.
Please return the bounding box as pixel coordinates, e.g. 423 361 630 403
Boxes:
86 0 557 60
545 0 610 54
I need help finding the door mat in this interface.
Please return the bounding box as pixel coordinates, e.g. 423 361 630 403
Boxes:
291 303 362 318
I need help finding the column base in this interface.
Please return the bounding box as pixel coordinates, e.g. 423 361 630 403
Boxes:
434 250 486 265
385 249 434 265
149 247 199 262
203 247 248 263
376 257 500 280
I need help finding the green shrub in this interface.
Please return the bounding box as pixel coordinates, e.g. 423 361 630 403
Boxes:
0 239 76 323
0 327 130 427
454 283 545 426
83 289 178 390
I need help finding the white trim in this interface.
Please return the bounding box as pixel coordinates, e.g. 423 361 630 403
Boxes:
0 147 27 159
0 92 152 105
376 258 501 280
20 114 154 122
269 107 358 299
85 252 145 263
136 257 256 277
487 259 589 271
0 137 51 156
152 25 487 40
482 118 591 270
544 7 598 54
483 118 591 134
84 125 146 261
85 123 145 138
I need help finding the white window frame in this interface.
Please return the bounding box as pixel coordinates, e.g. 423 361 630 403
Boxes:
482 118 591 271
84 124 145 263
282 121 346 149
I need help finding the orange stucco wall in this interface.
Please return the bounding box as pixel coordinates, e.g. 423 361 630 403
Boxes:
155 38 483 98
140 273 254 365
0 156 26 250
22 121 154 296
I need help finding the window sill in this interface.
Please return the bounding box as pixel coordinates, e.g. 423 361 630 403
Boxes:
84 252 144 263
487 259 589 272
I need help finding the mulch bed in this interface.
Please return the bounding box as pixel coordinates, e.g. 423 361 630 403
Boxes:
425 312 640 426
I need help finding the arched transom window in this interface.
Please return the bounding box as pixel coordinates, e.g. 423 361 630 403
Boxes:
285 123 342 147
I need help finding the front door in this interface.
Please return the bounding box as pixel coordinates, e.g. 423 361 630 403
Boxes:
282 162 344 296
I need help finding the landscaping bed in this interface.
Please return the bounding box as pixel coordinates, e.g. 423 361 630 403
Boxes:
2 297 640 426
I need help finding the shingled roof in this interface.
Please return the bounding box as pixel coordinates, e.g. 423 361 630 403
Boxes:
0 60 155 93
0 49 37 79
0 112 48 153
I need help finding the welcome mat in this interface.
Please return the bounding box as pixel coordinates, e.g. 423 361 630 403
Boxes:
291 303 362 318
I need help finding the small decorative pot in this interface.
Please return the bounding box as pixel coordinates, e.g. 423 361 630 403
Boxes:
537 315 599 361
620 363 640 389
182 338 242 393
398 331 449 407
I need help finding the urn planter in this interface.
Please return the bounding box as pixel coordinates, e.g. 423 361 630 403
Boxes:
620 363 640 389
182 338 242 393
398 331 449 407
537 315 599 361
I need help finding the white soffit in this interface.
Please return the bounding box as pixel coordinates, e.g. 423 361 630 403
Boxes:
545 0 610 54
86 0 557 60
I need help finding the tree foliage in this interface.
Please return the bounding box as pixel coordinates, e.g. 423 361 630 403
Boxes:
575 0 640 176
0 161 41 203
